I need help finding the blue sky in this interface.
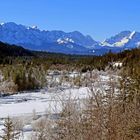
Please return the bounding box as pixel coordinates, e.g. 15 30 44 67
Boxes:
0 0 140 41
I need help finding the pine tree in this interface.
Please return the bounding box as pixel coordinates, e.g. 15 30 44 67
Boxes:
0 117 20 140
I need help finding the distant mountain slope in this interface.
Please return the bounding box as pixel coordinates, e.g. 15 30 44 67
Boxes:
101 31 140 48
0 22 140 55
0 41 33 57
0 22 98 55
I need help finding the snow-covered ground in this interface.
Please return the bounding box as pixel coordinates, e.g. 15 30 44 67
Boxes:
0 71 120 139
0 87 90 119
0 70 119 119
0 87 91 140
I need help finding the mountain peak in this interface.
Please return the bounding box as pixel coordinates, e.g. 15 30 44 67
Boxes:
0 22 97 54
2 22 18 26
31 25 38 29
101 30 133 47
0 22 5 26
0 22 140 55
101 30 140 49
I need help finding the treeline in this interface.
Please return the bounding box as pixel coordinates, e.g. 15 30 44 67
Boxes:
0 41 140 71
0 41 140 93
0 41 33 57
0 63 48 93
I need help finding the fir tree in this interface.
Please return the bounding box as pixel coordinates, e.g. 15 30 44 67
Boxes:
0 117 20 140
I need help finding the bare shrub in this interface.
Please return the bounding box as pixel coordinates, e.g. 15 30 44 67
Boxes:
31 117 54 140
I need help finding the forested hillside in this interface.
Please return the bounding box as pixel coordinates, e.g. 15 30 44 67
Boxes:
0 41 140 93
0 42 33 57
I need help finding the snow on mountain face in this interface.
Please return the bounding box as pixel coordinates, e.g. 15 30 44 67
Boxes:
129 31 136 39
101 31 140 48
0 22 96 47
0 22 140 55
113 37 129 47
0 22 43 46
101 31 131 47
67 31 98 48
31 25 38 29
57 38 74 44
0 22 5 25
124 31 140 49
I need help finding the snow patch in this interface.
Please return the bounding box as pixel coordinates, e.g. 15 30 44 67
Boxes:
113 37 129 47
0 23 5 26
102 37 129 47
66 44 74 49
129 31 136 39
101 31 137 47
113 62 123 67
101 41 113 47
136 41 140 47
0 87 90 118
57 38 74 44
31 26 38 29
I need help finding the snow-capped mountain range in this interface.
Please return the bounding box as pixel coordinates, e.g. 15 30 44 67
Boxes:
0 22 140 55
